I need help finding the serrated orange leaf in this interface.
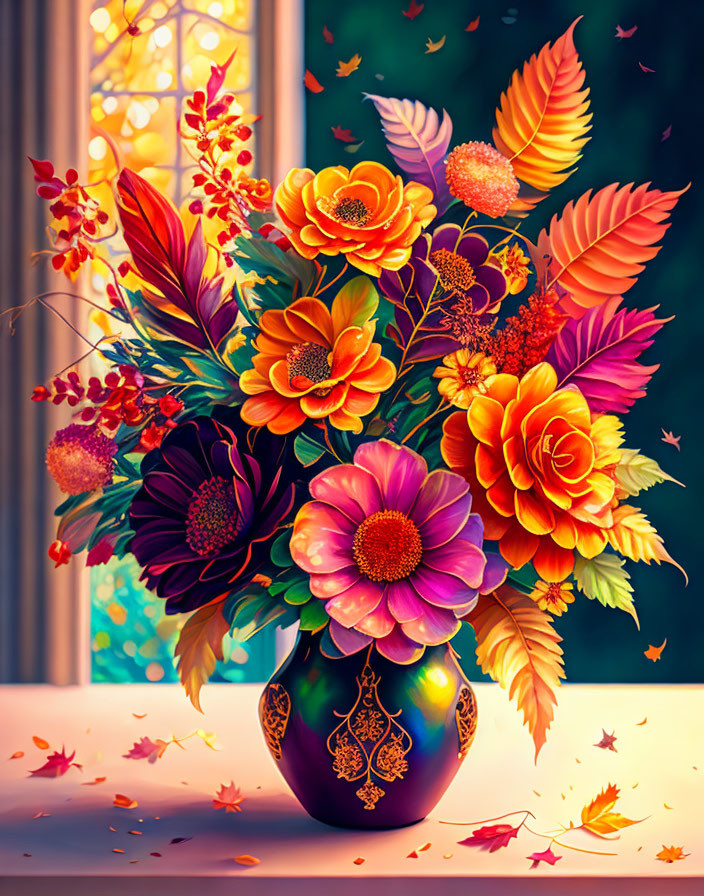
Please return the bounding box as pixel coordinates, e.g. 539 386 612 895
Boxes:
606 506 686 582
175 601 229 712
494 18 591 204
213 781 246 813
538 182 689 314
466 585 565 760
656 845 689 862
32 737 49 750
336 54 361 77
233 854 260 865
579 783 643 837
644 638 666 662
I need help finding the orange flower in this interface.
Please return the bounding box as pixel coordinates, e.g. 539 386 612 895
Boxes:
433 350 497 409
441 362 624 582
444 141 519 218
240 286 396 434
274 162 436 276
489 243 531 294
529 580 575 616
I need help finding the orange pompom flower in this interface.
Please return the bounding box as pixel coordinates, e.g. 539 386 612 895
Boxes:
240 283 396 434
433 350 497 409
441 362 624 582
445 141 519 218
274 162 436 276
530 580 575 616
46 424 117 495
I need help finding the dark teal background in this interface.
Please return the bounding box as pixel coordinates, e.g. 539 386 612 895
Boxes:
304 0 702 682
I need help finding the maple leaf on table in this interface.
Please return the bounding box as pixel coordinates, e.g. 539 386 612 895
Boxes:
213 781 246 813
527 846 562 869
579 784 644 837
594 729 618 752
336 54 361 78
661 428 681 451
28 747 82 778
458 823 521 852
123 736 169 763
331 126 357 143
656 845 689 863
644 638 667 662
402 0 424 19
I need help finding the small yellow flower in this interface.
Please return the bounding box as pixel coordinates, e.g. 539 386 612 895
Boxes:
529 580 575 616
433 350 497 409
489 243 531 295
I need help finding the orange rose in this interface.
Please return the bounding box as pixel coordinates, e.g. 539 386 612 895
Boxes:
441 362 623 581
240 286 395 434
274 162 436 276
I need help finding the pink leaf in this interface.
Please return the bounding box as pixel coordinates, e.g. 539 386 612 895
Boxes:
123 737 168 764
458 823 521 852
28 747 82 778
527 846 562 868
545 296 670 413
206 50 236 105
364 94 453 213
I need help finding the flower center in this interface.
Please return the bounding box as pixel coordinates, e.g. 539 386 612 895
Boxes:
459 365 481 386
332 196 371 227
185 476 240 556
286 341 332 386
352 510 423 583
430 248 477 293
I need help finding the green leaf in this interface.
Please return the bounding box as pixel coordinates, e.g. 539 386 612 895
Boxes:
294 432 326 467
283 580 311 605
299 599 329 632
574 552 639 629
270 529 293 568
615 448 683 497
331 276 378 331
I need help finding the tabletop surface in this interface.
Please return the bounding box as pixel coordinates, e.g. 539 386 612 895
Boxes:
1 682 702 894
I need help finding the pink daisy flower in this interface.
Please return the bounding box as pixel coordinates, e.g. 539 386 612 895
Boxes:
290 439 507 663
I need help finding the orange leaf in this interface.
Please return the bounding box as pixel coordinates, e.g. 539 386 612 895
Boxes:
82 776 107 786
538 183 689 313
113 794 138 809
233 855 260 866
32 737 49 750
304 69 324 93
336 54 362 77
353 857 365 865
9 751 24 760
494 18 591 201
656 845 689 863
213 781 246 813
644 639 666 662
606 505 686 582
579 783 643 837
174 601 229 712
466 585 565 760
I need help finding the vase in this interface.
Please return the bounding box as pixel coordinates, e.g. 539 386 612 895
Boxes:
258 628 477 829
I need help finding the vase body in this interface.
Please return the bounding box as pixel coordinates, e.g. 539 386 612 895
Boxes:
258 629 477 829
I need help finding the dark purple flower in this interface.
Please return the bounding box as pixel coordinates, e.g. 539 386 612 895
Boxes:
129 408 297 613
379 223 508 362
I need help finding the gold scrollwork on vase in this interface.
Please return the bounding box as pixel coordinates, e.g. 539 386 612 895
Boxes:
327 651 412 810
260 682 291 762
455 686 478 760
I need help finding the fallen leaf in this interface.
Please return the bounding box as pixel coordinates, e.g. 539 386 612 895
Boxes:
639 61 655 73
407 850 420 858
633 783 639 788
418 842 431 851
213 781 246 813
353 857 365 865
331 125 357 143
109 826 117 832
170 837 192 844
32 737 50 750
664 803 673 810
466 15 480 31
615 25 637 39
527 846 562 868
579 783 643 837
23 853 31 857
458 823 521 852
9 751 24 759
533 790 541 797
113 794 138 809
304 69 324 93
323 25 334 44
644 638 666 662
656 845 689 862
425 34 446 53
113 848 125 854
576 758 582 763
32 811 50 818
129 860 139 864
661 125 672 142
28 747 81 778
82 776 107 786
594 729 618 752
443 853 453 859
636 717 647 726
402 0 424 19
661 429 681 451
123 736 169 763
234 854 260 865
336 54 362 77
150 852 162 857
132 713 147 719
128 829 143 835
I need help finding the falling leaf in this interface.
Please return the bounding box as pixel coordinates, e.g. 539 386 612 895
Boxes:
344 141 365 154
353 857 365 865
533 790 541 797
9 751 24 760
407 850 420 858
331 125 357 143
407 843 431 857
425 35 446 53
150 852 162 857
458 823 521 852
661 429 681 451
656 845 689 863
661 125 672 141
109 826 117 832
175 602 230 712
234 855 260 865
213 782 246 813
113 848 125 854
114 794 138 809
615 25 637 39
636 717 647 726
123 736 169 763
594 730 618 752
639 61 655 73
32 811 51 819
527 846 562 868
132 713 147 719
128 829 143 835
29 747 82 778
443 853 453 859
170 837 192 844
402 0 424 19
336 54 362 77
466 15 480 31
579 783 644 837
82 776 107 786
644 638 667 662
304 69 324 93
323 25 334 44
32 737 50 750
664 803 673 810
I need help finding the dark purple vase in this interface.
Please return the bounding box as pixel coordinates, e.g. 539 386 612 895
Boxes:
258 629 477 829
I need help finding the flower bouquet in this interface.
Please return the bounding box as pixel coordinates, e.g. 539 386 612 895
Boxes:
26 19 687 828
